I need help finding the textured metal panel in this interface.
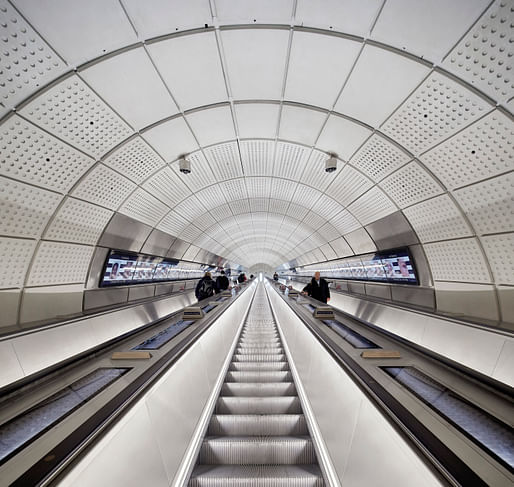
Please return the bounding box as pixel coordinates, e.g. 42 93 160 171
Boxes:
364 283 391 301
497 287 514 326
379 161 443 208
318 223 340 243
216 0 294 25
335 44 430 127
45 197 113 245
0 237 36 289
442 1 514 103
197 185 228 209
148 31 227 111
72 164 137 210
19 284 83 324
204 142 243 180
103 137 165 185
482 233 514 285
286 31 360 109
365 211 419 250
349 134 411 183
220 178 247 201
329 209 360 235
325 165 373 206
183 244 200 261
154 283 174 297
81 47 178 130
188 105 234 148
299 149 338 192
344 227 376 254
158 211 189 236
267 199 289 216
128 285 155 302
391 286 435 310
347 186 396 226
141 228 175 256
180 225 203 243
317 114 372 161
0 116 95 192
21 75 132 158
423 238 491 283
328 237 353 258
381 72 492 155
421 110 514 190
347 282 366 295
144 166 193 208
0 176 62 238
27 242 94 286
247 177 273 199
454 172 514 235
274 142 310 180
221 28 289 99
236 105 280 140
83 287 129 310
0 289 20 330
403 194 473 243
0 0 66 110
119 188 169 227
98 212 152 253
279 105 327 146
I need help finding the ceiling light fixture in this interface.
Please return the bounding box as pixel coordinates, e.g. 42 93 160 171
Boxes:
179 155 191 174
325 153 338 173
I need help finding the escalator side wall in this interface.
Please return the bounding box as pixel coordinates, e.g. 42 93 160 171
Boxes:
56 283 257 487
266 282 443 487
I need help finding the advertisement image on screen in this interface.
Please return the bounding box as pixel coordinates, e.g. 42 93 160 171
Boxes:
362 256 387 281
133 256 159 282
380 250 417 283
101 252 138 286
154 259 179 280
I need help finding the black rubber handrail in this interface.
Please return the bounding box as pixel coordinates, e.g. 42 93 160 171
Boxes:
9 284 256 487
266 282 488 487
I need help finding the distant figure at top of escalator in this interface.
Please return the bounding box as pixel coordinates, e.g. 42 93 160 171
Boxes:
273 272 279 281
237 273 246 284
196 271 215 301
302 271 331 304
215 270 229 293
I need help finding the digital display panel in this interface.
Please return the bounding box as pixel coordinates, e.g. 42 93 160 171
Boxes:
101 252 138 285
381 250 416 283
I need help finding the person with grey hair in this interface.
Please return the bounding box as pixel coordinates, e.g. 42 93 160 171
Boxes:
302 271 330 304
195 271 215 300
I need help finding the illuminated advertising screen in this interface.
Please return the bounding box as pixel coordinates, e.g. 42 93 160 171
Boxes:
101 252 138 286
380 249 417 283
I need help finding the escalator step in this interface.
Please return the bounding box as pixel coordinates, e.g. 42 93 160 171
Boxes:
208 414 308 436
229 362 289 372
216 396 301 414
221 382 296 396
225 371 292 382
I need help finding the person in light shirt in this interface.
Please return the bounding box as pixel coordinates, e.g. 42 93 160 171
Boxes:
301 271 331 304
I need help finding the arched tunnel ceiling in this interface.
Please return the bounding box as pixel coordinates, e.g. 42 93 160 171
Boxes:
0 0 513 292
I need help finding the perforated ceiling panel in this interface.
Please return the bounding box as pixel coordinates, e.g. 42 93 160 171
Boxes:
158 211 188 236
329 209 360 235
204 142 243 180
482 233 514 285
0 177 62 238
0 116 95 192
27 241 95 286
44 197 113 245
143 166 192 208
119 188 169 227
347 186 397 226
381 72 493 155
20 75 132 158
103 137 165 185
325 165 373 206
0 237 36 288
273 142 310 180
240 139 276 176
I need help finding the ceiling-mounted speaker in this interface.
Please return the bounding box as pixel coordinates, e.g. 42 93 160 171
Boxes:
325 154 337 173
179 156 191 174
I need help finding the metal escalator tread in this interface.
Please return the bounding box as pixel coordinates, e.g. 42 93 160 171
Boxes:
189 285 325 486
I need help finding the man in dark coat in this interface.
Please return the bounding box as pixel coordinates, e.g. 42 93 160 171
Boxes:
302 271 331 304
195 271 215 300
215 270 229 293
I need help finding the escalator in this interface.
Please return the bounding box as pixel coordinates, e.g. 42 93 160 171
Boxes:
189 286 324 486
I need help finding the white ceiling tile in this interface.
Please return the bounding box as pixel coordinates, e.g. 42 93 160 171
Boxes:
220 178 248 201
240 140 276 176
319 223 340 242
287 203 309 220
311 194 343 220
148 32 228 111
279 105 327 146
157 210 188 236
270 178 298 201
122 0 212 39
299 149 339 192
13 0 138 66
316 115 372 161
118 188 169 226
371 0 490 62
246 177 272 198
235 103 280 139
273 142 311 180
196 185 227 208
142 116 199 162
0 237 37 288
215 0 294 25
179 225 203 243
347 186 396 225
230 199 251 215
295 0 382 37
344 227 377 253
329 209 361 234
329 236 354 257
210 202 233 220
174 196 206 221
350 134 411 182
285 31 361 109
249 198 269 212
269 199 289 215
81 47 178 130
143 166 192 207
182 243 200 260
325 165 373 206
482 233 514 285
221 28 290 99
335 45 430 127
170 150 216 192
204 142 243 180
186 105 235 147
292 184 322 209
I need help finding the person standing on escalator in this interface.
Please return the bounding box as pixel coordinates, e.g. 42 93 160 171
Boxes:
215 270 229 293
301 271 331 304
195 271 215 301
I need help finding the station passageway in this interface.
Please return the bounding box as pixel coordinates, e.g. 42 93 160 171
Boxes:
0 1 513 486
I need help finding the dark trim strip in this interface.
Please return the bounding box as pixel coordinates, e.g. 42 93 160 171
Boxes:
266 283 488 487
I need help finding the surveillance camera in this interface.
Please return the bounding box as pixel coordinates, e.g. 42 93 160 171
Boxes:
325 155 337 173
179 156 191 174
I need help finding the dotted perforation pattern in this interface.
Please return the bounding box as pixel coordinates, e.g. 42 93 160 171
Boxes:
379 161 443 209
329 208 361 235
0 0 66 109
0 115 95 192
231 198 252 215
381 72 493 155
44 197 113 245
103 137 165 184
249 197 269 212
274 142 310 180
403 194 473 243
454 171 514 235
240 139 275 176
20 75 132 158
421 109 514 190
118 188 170 227
0 176 62 238
349 134 412 182
0 236 36 288
204 142 243 180
157 210 189 236
71 164 136 210
325 165 373 206
443 0 514 103
482 232 514 285
26 241 95 286
423 238 491 283
143 166 193 208
347 186 397 226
